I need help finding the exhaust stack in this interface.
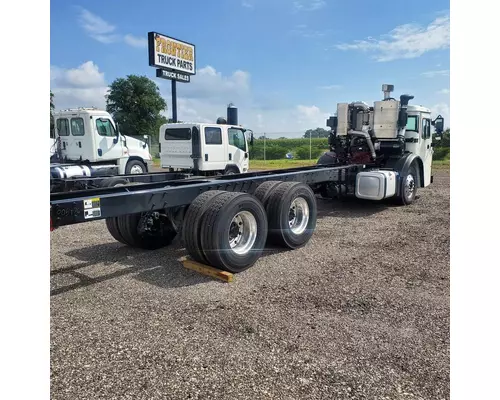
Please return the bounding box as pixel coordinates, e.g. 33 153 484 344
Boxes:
382 84 394 100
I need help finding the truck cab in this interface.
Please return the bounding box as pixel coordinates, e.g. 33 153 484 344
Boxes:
404 105 435 186
159 122 251 175
52 108 153 174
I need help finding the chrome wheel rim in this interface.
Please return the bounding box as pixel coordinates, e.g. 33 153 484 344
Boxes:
130 165 144 174
289 197 309 235
405 174 415 199
228 211 257 255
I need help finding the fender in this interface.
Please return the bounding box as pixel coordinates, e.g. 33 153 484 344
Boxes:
126 156 149 172
384 153 425 194
224 164 241 174
317 151 338 165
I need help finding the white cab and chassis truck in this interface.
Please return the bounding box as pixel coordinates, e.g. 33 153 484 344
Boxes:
50 85 444 273
159 103 252 176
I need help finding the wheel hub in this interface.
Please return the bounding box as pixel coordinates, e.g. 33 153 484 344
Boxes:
130 165 143 174
405 174 415 198
288 197 310 235
228 211 257 255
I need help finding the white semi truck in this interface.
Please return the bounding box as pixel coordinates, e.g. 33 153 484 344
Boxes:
51 108 153 179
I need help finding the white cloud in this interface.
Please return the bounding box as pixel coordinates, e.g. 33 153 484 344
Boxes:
77 7 120 43
422 69 449 78
293 0 326 12
175 66 251 101
51 61 106 88
241 1 254 8
335 14 450 61
124 34 148 48
296 105 328 126
50 61 108 110
318 84 341 90
437 88 450 95
77 8 146 49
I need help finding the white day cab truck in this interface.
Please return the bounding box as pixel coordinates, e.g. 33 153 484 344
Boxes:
50 84 444 274
50 108 153 179
50 104 253 182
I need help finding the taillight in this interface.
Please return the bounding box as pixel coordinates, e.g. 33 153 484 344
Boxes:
50 217 54 231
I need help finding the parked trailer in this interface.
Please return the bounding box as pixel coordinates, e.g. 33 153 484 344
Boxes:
50 84 445 273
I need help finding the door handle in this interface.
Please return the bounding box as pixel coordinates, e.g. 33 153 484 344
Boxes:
229 153 232 161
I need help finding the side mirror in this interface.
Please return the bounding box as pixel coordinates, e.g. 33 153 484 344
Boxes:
113 121 120 144
244 129 254 146
326 116 338 130
432 115 444 134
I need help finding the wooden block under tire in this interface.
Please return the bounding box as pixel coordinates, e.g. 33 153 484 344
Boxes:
181 257 234 283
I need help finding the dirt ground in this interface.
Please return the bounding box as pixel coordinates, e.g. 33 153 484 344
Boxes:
50 168 450 400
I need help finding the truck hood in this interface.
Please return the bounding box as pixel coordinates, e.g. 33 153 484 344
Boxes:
124 135 151 159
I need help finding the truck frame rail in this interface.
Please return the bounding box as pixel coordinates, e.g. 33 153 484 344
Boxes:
50 164 361 228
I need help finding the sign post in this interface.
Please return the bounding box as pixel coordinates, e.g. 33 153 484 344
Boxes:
148 32 196 123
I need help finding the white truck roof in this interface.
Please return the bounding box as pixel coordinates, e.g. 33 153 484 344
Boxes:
53 108 111 117
407 105 431 113
162 122 245 129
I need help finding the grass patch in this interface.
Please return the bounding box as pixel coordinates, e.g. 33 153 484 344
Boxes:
154 157 449 171
250 159 317 170
251 158 450 170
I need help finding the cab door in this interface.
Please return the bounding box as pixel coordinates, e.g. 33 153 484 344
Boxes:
421 117 433 186
94 117 124 161
227 127 249 173
201 126 226 171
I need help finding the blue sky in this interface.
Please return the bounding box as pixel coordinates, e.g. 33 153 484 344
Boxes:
50 0 450 135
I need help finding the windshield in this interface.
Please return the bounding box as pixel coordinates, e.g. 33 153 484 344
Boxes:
406 115 419 132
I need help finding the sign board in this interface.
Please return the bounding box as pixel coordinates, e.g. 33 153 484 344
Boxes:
156 68 190 83
148 32 196 75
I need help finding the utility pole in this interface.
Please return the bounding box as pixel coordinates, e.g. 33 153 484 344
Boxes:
264 133 266 162
309 131 312 160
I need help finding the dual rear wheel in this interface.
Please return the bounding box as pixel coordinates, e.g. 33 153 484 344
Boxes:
182 181 317 272
104 180 318 273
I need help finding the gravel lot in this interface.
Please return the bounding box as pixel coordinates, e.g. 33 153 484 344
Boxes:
51 168 450 400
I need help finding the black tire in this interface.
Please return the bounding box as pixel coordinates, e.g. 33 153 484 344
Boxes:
101 177 130 245
199 192 268 273
395 163 418 205
125 159 146 175
266 182 317 249
223 166 239 175
182 190 227 264
99 177 129 188
253 181 283 209
105 217 128 245
317 152 338 165
117 213 177 249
